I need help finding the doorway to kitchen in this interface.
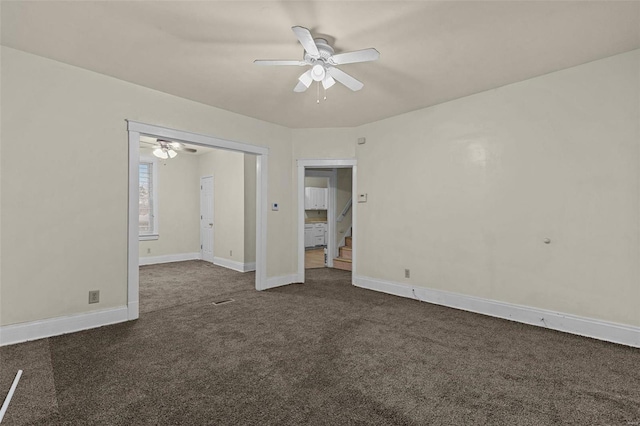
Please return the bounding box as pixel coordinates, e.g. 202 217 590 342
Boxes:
297 159 357 284
304 170 332 269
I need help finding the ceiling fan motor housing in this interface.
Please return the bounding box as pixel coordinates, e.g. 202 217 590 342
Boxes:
304 39 334 64
305 39 335 81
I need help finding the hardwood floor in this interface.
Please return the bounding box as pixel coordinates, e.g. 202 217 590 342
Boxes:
305 247 326 269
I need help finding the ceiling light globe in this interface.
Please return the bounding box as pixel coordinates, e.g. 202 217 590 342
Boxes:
311 64 325 82
153 148 168 159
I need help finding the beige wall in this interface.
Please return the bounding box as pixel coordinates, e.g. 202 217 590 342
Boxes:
293 128 356 259
291 128 357 160
304 176 328 188
138 149 200 258
0 47 293 326
198 149 246 263
138 148 256 266
2 45 638 334
355 50 640 327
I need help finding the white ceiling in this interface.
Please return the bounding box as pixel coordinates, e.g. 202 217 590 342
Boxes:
2 1 639 128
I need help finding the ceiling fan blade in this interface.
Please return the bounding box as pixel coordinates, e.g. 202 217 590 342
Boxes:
167 141 197 153
322 75 335 90
327 67 364 91
294 81 309 93
254 60 307 66
330 48 380 65
140 136 158 144
291 26 319 58
298 69 313 88
294 70 313 92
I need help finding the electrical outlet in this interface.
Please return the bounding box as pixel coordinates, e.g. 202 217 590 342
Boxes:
147 248 151 254
405 269 410 279
88 290 100 304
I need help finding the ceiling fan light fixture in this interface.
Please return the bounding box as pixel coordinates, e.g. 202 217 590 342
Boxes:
153 148 169 159
167 149 177 159
254 26 379 94
311 64 325 82
322 75 335 90
298 69 313 88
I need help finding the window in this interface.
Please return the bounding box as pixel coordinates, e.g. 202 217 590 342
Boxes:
139 157 158 240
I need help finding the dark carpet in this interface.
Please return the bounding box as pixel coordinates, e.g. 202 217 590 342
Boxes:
1 260 639 425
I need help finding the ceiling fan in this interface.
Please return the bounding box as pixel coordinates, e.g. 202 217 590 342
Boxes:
254 26 379 94
140 137 197 159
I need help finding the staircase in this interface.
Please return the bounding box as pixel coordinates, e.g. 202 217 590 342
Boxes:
333 236 352 271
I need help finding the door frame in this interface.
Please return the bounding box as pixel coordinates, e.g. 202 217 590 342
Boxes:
127 120 269 321
297 159 357 284
200 175 214 263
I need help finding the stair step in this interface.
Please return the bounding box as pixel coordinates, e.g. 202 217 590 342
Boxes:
339 246 352 259
345 236 352 248
333 257 352 271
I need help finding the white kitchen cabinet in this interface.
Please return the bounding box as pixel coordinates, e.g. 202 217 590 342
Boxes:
304 187 328 210
304 222 327 247
315 188 327 210
304 224 314 248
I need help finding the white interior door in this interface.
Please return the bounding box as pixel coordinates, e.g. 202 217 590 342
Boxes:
200 176 214 263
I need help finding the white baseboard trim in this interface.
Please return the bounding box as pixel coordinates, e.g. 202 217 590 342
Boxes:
0 306 129 347
139 252 201 266
262 274 299 291
213 257 256 273
353 275 640 348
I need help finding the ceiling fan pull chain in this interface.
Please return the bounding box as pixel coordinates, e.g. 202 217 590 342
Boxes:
317 82 320 104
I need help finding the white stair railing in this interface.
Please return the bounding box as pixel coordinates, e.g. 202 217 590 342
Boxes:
337 197 352 222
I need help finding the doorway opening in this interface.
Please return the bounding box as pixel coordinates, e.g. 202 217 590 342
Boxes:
297 159 357 284
127 120 268 321
304 170 332 270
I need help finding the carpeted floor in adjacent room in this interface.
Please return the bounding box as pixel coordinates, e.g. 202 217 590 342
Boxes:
1 260 639 425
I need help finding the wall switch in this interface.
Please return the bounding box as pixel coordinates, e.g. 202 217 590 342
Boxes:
358 193 368 203
230 250 233 257
89 290 100 304
405 269 410 279
357 137 366 145
272 203 279 211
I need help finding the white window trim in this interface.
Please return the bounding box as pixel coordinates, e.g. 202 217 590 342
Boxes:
139 155 159 241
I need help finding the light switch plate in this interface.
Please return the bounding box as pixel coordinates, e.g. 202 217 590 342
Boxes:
358 193 367 203
272 203 279 211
